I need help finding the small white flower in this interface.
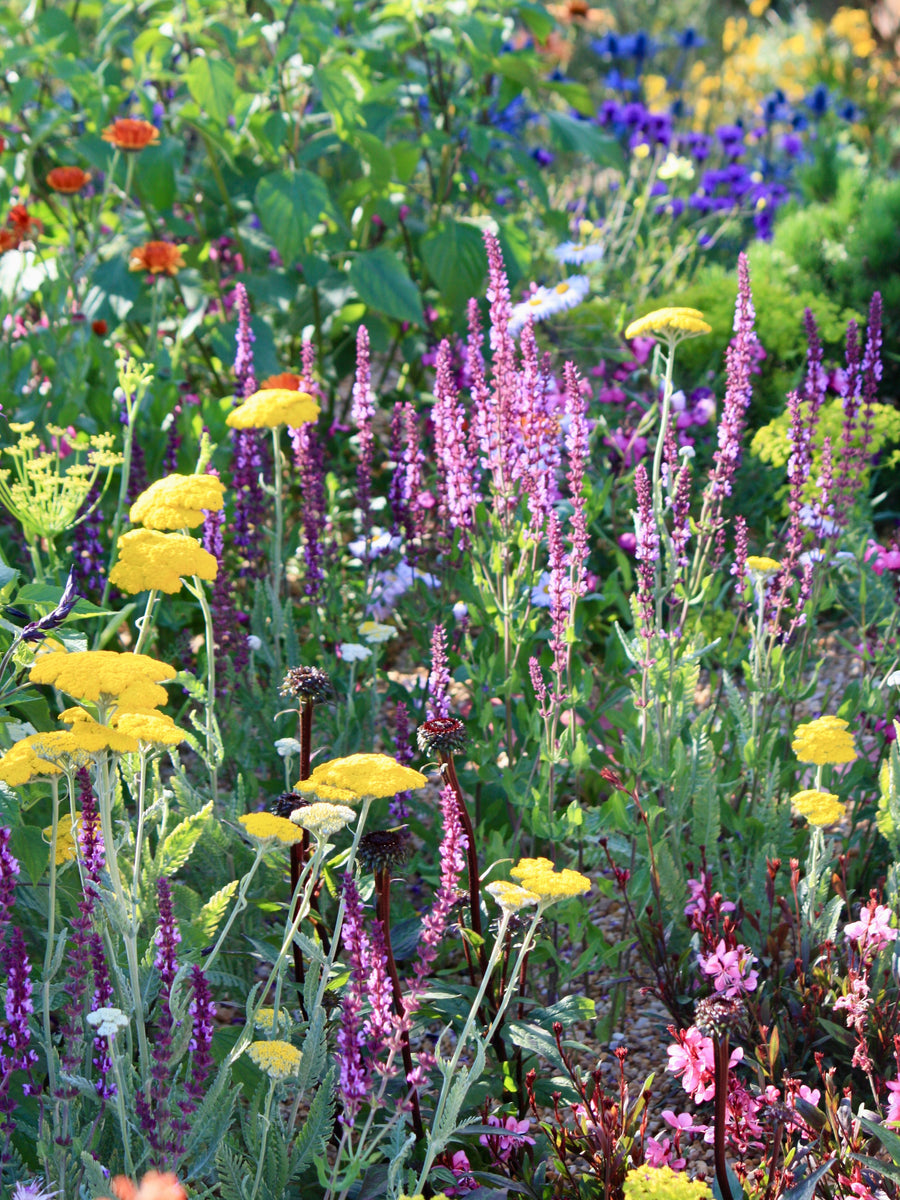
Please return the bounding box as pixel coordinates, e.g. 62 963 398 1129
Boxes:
530 572 553 608
358 620 397 644
508 275 590 337
658 152 695 181
274 737 303 758
340 642 372 663
348 528 401 560
12 1184 58 1200
679 445 696 459
552 241 605 265
247 635 262 651
799 549 826 568
885 670 900 688
86 1007 129 1038
452 601 468 622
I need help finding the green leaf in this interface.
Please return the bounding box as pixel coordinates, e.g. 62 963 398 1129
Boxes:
780 1157 836 1200
348 248 423 325
153 801 213 878
134 140 177 210
313 59 366 134
185 57 236 127
255 171 331 268
9 824 49 886
289 1067 335 1176
545 112 624 168
508 1021 566 1072
422 220 487 312
197 880 239 939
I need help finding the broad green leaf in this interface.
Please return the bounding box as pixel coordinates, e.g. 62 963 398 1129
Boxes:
134 140 177 211
545 112 624 168
313 59 366 134
422 220 487 312
185 57 235 128
255 171 331 267
348 248 423 325
9 825 49 886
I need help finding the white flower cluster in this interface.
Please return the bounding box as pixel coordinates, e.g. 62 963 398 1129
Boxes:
86 1006 129 1038
508 276 590 337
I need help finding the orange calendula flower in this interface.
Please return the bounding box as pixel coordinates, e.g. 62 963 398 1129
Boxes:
129 241 185 276
99 1171 188 1200
260 372 303 390
101 118 160 152
0 229 19 254
47 166 92 194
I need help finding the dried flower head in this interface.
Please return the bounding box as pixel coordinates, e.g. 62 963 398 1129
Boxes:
128 241 185 276
792 715 857 766
130 473 226 530
357 828 413 874
30 650 175 708
271 791 309 819
109 529 217 594
47 166 91 194
485 879 541 913
238 812 305 845
280 665 334 705
101 118 160 151
303 753 428 800
694 996 744 1039
247 1039 302 1079
791 788 846 827
417 717 467 756
290 802 356 839
226 388 319 430
624 307 711 342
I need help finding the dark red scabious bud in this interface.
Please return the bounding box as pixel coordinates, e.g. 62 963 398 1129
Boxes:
91 318 108 336
417 717 467 756
272 791 310 819
280 665 334 705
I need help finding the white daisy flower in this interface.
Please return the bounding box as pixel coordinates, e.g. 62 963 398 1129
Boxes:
553 241 605 265
547 274 590 312
509 276 590 336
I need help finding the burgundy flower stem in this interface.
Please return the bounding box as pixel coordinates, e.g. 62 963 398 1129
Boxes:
290 701 315 1011
438 751 488 976
374 866 424 1141
713 1034 735 1200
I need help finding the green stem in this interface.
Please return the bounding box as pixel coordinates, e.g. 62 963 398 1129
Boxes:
271 425 284 603
187 576 218 802
42 778 61 1103
132 588 158 656
249 1080 277 1200
204 847 266 973
109 1036 136 1178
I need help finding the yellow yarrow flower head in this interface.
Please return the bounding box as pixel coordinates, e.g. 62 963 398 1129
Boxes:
238 812 306 845
792 789 846 827
624 307 711 343
623 1164 714 1200
485 880 541 913
303 753 428 800
247 1039 302 1080
111 710 186 747
109 529 218 594
0 737 66 785
289 802 356 839
510 858 591 906
745 555 781 578
792 715 857 766
226 388 319 431
129 473 226 530
43 811 81 864
29 650 175 710
293 779 359 805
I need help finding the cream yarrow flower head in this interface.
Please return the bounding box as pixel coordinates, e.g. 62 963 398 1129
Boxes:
358 620 396 645
792 715 857 766
624 307 711 342
29 650 175 710
623 1163 714 1200
109 529 218 595
87 1007 129 1038
226 388 319 430
247 1039 302 1079
239 812 306 845
129 473 226 530
289 802 356 839
486 880 541 913
792 789 846 827
303 753 427 800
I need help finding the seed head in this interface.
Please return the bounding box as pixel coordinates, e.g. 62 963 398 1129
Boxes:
694 996 744 1040
357 828 413 875
272 792 310 819
280 666 334 705
417 717 467 756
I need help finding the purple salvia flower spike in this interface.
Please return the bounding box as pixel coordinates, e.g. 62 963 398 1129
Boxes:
0 927 39 1128
390 701 412 822
402 401 426 562
202 468 249 695
336 874 372 1126
547 512 569 706
433 338 477 549
730 515 748 595
388 401 407 538
633 462 658 639
352 325 376 539
427 623 451 721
